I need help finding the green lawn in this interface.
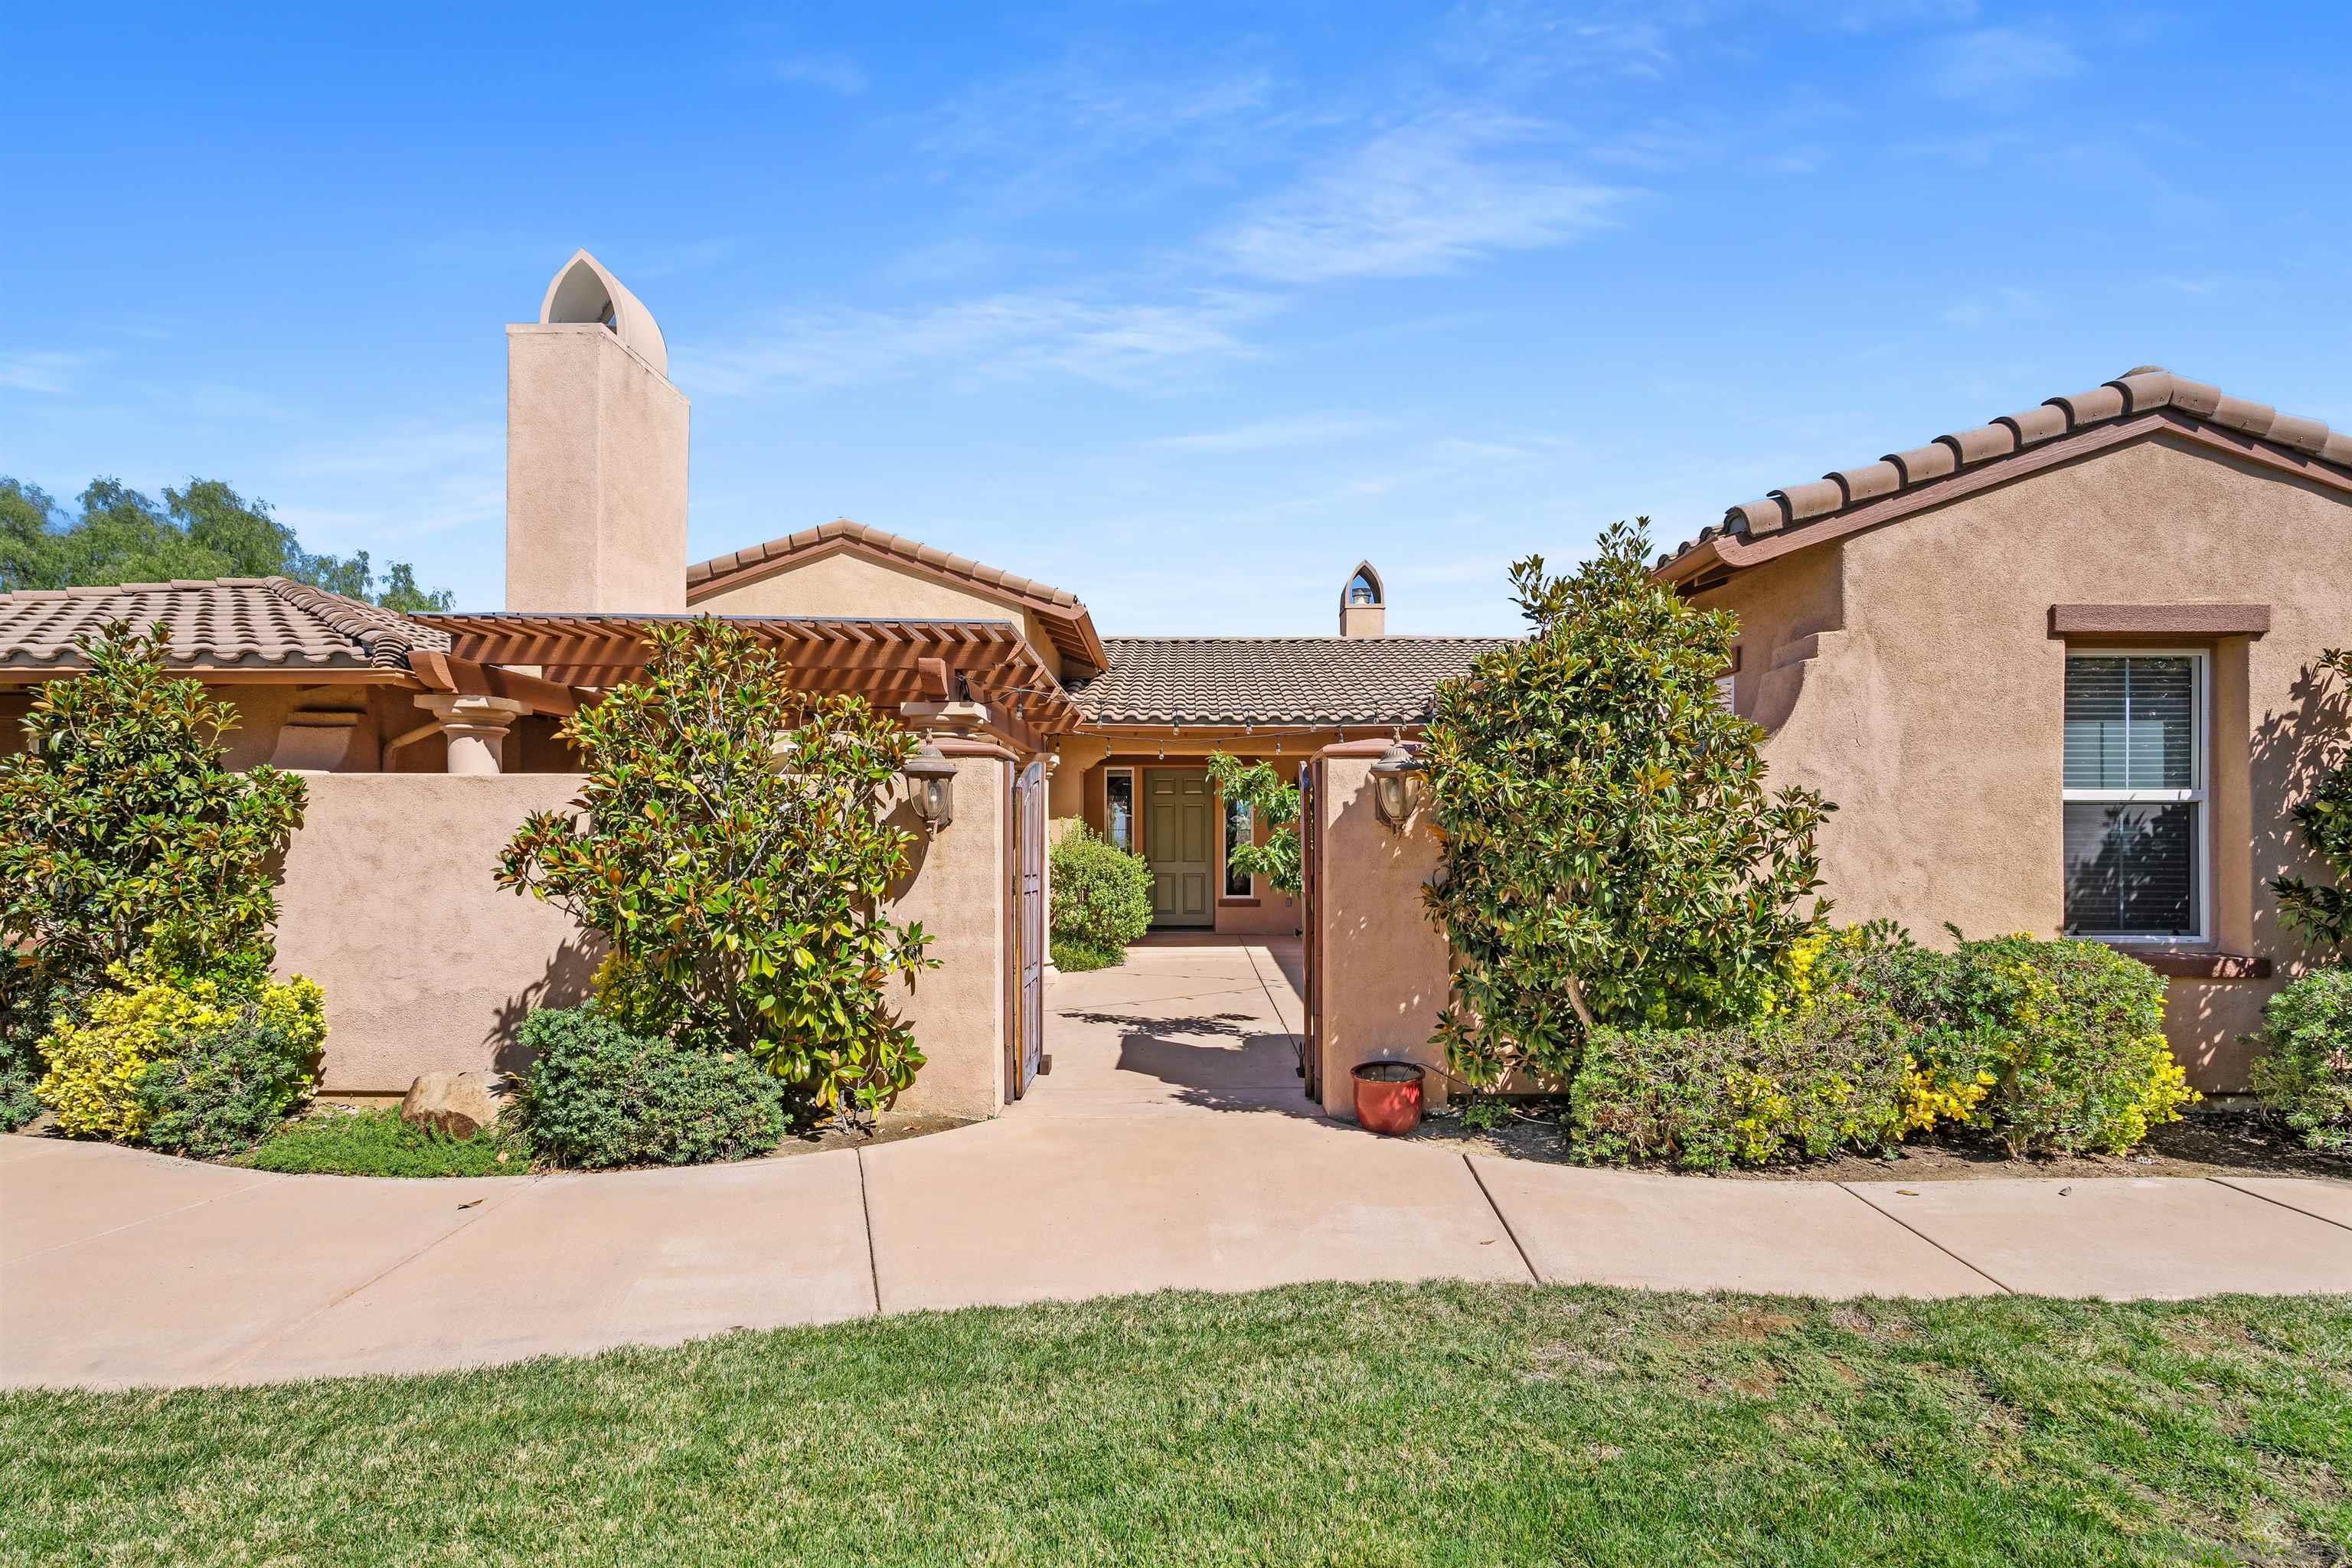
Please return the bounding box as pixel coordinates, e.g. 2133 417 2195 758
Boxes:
238 1109 524 1178
6 1283 2348 1566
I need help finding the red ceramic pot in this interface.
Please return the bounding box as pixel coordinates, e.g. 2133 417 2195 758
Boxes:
1353 1060 1426 1135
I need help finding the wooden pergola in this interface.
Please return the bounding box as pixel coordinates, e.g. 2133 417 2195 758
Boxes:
407 611 1086 755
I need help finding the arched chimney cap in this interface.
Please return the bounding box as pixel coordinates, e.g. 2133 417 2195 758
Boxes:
1340 560 1385 609
540 250 668 377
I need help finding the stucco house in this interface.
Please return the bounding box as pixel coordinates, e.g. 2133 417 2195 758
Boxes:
2 250 2345 1118
1657 367 2352 1086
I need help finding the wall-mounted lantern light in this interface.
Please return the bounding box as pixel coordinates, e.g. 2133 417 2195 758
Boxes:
902 743 958 831
1370 741 1426 831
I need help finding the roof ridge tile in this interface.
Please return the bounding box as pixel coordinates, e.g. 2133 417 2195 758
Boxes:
1668 366 2350 571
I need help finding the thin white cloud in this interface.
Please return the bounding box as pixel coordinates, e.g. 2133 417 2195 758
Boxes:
0 351 93 397
1146 415 1391 454
1939 286 2045 329
771 54 868 96
684 290 1276 396
1210 114 1622 284
271 420 505 547
1926 26 2081 109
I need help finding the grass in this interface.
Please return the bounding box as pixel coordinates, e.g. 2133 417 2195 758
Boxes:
1050 936 1125 972
237 1108 524 1178
5 1283 2350 1566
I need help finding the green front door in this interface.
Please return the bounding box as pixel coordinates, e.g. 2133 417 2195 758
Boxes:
1145 769 1214 927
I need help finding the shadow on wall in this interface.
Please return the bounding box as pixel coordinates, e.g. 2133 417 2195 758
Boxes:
488 934 605 1075
2252 654 2348 966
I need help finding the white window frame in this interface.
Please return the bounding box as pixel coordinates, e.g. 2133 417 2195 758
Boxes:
1102 766 1136 854
1221 791 1254 900
2061 647 2210 945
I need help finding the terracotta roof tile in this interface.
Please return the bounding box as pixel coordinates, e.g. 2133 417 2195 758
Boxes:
687 518 1085 608
685 518 1106 673
0 578 446 672
1664 367 2352 577
1065 636 1508 727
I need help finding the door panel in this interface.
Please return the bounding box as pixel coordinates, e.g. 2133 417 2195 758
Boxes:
1010 760 1047 1099
1145 769 1214 928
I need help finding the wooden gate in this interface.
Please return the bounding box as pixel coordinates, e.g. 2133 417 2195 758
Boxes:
1297 757 1321 1104
1008 757 1047 1099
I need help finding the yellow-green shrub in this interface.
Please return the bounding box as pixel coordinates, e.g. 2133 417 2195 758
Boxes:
38 968 323 1148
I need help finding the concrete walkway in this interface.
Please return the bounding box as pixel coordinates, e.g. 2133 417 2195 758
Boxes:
5 937 2350 1388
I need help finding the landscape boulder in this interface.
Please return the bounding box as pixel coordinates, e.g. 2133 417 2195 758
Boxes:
399 1070 510 1138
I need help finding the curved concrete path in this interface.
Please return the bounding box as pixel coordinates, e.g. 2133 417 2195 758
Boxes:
5 937 2351 1389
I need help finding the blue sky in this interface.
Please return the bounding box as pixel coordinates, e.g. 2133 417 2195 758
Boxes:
5 2 2347 635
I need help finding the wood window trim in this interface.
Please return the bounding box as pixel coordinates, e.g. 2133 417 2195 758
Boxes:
2062 648 2211 946
2050 604 2270 639
2109 946 2272 981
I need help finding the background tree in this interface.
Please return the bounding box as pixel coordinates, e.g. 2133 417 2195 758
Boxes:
498 619 935 1126
1205 751 1302 896
1421 520 1834 1091
2272 648 2351 953
0 475 453 610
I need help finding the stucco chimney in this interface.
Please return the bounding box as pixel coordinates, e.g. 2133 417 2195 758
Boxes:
1339 561 1386 638
505 250 688 612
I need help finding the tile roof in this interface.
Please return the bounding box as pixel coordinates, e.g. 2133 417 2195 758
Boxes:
1065 636 1508 727
0 577 446 673
1658 367 2352 583
687 518 1108 674
688 518 1083 606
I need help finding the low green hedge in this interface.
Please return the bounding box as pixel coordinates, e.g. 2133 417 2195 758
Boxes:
1565 927 2199 1169
515 1007 786 1169
2249 965 2352 1152
1573 1001 1912 1170
1050 828 1152 970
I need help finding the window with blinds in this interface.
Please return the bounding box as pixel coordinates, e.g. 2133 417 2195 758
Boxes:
2061 652 2205 939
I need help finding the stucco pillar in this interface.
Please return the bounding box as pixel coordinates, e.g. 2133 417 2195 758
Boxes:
887 722 1011 1123
421 695 528 776
1314 741 1451 1119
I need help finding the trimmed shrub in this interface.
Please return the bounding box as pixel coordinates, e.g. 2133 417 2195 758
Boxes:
135 979 326 1158
245 1107 524 1178
1570 1002 1912 1170
1050 827 1152 970
38 968 322 1149
1937 935 2196 1156
516 1006 786 1169
2249 966 2352 1152
1808 926 2194 1157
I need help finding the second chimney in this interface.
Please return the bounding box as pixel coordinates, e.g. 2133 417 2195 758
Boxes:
1339 561 1386 638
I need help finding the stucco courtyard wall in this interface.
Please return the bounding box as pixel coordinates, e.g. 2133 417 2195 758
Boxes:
1312 743 1450 1120
1694 434 2352 1089
275 773 597 1094
276 762 1014 1117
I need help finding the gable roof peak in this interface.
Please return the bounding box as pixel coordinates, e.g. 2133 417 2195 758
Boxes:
686 517 1106 675
1659 366 2352 583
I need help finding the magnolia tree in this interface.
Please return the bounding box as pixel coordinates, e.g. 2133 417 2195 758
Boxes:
1421 520 1834 1091
1206 751 1302 896
499 619 935 1125
2272 648 2351 953
0 621 307 1130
